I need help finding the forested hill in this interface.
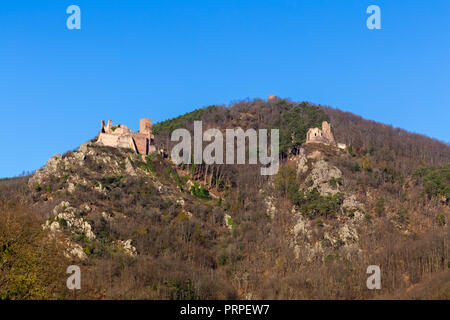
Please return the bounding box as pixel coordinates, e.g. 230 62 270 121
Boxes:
0 97 448 300
153 98 450 175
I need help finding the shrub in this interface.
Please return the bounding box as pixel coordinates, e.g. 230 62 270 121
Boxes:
362 155 372 171
435 214 446 226
315 218 324 227
329 177 343 189
351 163 360 172
218 253 228 266
348 145 356 157
294 188 344 218
136 156 155 173
375 197 385 217
190 182 210 200
396 209 409 224
227 217 237 228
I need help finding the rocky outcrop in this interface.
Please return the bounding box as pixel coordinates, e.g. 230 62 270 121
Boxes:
42 203 90 261
342 195 365 220
117 239 137 257
65 240 88 260
125 157 137 176
46 201 96 240
264 196 277 218
296 148 309 175
28 154 62 188
289 146 368 263
306 160 342 195
28 143 92 189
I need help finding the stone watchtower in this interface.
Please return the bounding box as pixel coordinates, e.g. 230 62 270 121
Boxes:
321 121 335 145
140 118 152 135
306 121 336 146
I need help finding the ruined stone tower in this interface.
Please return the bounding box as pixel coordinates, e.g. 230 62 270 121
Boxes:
140 118 152 134
321 121 335 145
306 121 336 146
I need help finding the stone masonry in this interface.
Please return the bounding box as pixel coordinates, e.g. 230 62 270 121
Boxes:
96 118 156 155
306 121 336 146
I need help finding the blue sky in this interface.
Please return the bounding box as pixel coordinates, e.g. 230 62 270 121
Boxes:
1 0 449 177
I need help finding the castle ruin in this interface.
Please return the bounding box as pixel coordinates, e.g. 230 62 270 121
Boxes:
306 121 336 146
96 118 156 155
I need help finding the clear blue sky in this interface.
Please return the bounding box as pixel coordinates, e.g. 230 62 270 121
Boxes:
1 0 449 177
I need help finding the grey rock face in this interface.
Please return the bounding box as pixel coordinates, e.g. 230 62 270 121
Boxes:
296 148 309 175
306 160 342 195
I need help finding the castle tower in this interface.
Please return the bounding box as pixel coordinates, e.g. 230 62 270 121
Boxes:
106 120 113 133
140 118 152 135
321 121 335 145
305 121 336 146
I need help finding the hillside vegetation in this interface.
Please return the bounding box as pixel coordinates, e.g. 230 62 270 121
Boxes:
0 98 448 299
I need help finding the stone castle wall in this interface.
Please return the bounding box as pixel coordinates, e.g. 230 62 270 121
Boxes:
96 118 155 155
132 133 149 155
